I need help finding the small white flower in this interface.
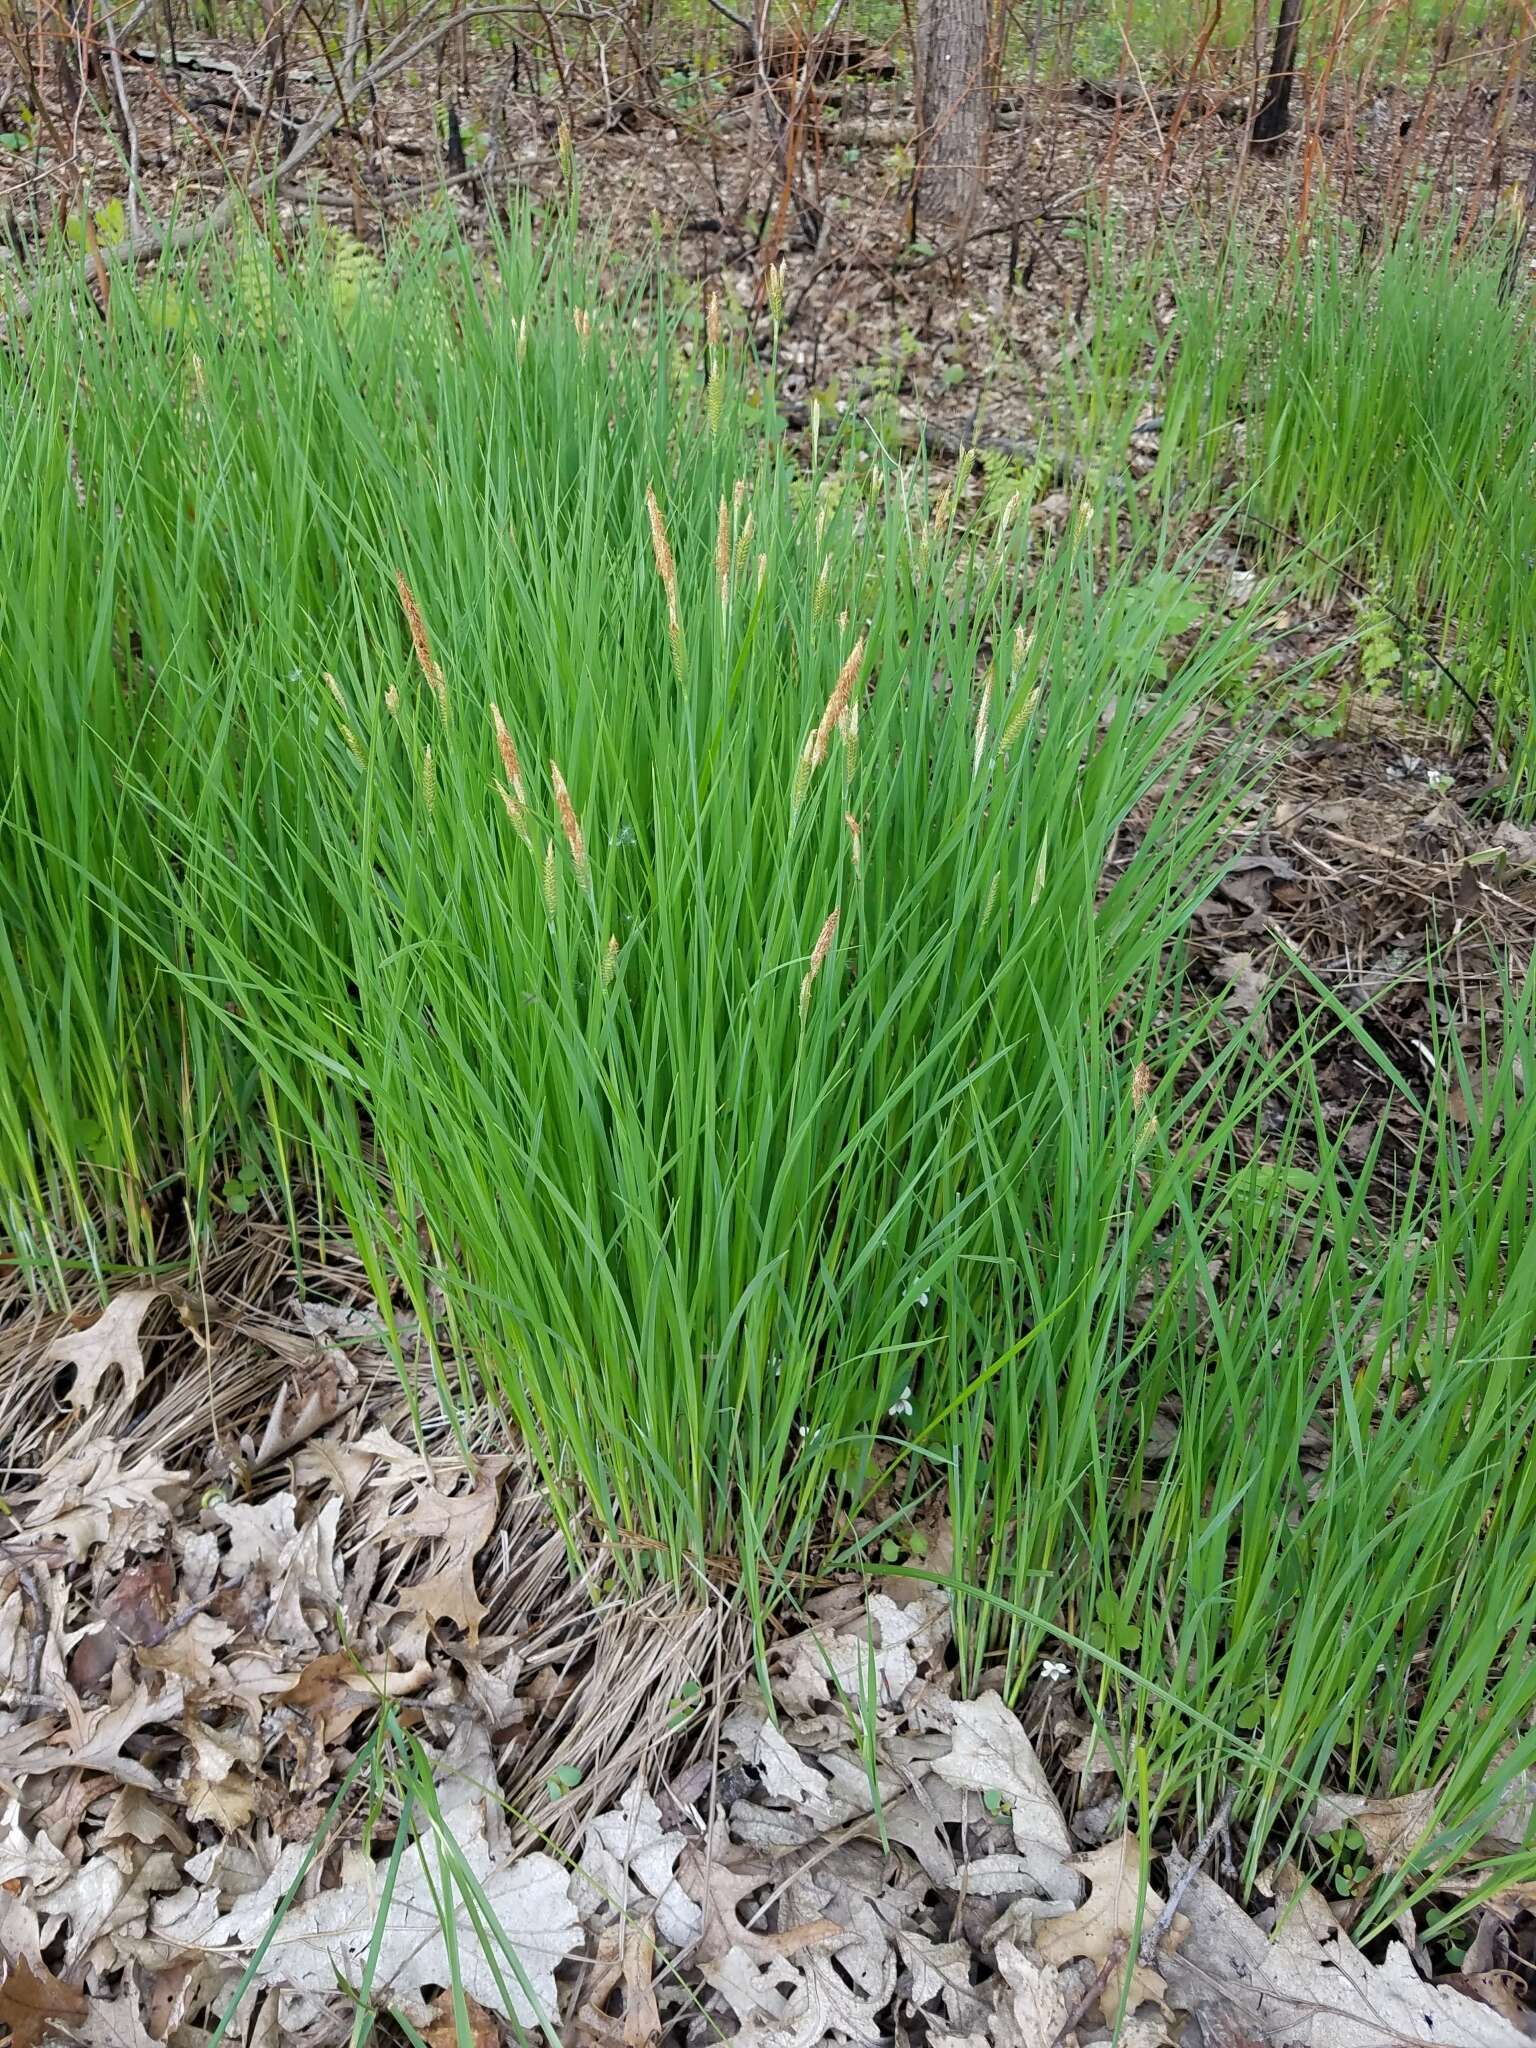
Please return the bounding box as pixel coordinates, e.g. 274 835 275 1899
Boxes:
1040 1658 1071 1682
887 1384 913 1418
916 1290 930 1308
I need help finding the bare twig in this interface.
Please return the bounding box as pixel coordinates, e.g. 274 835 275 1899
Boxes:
1141 1789 1234 1964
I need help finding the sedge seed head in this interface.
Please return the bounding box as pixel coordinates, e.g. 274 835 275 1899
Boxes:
734 510 755 582
490 703 528 804
645 485 677 597
767 259 785 329
543 838 558 922
813 635 866 768
716 495 731 601
798 906 840 1022
973 670 993 778
325 672 363 761
550 759 591 895
395 572 448 720
999 684 1040 755
602 933 619 985
421 744 436 814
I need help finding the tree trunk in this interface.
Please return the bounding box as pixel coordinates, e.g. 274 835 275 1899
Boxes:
1251 0 1303 145
914 0 992 244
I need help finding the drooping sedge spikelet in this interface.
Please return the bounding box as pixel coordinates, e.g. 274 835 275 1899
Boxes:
421 744 436 814
385 683 401 717
840 697 859 787
845 812 862 874
931 448 974 537
550 759 591 896
1132 1059 1158 1143
602 934 620 985
799 907 840 1023
733 510 755 582
395 572 448 720
489 703 531 842
543 839 558 924
791 730 817 824
973 668 993 778
645 485 677 600
999 684 1040 756
324 673 363 761
812 635 866 768
645 485 687 680
716 495 731 613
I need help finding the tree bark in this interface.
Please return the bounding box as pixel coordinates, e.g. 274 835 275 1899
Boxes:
1251 0 1303 146
914 0 992 244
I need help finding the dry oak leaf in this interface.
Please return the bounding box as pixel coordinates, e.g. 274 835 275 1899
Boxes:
0 1679 185 1792
136 1611 234 1690
1306 1787 1442 1873
994 1939 1071 2047
38 1843 181 1972
278 1649 431 1747
422 1989 501 2048
1217 951 1269 1019
206 1803 578 2026
20 1444 187 1564
0 1958 88 2048
1160 1858 1524 2048
42 1289 164 1414
75 1997 159 2048
574 1919 663 2048
1035 1831 1186 2022
739 1881 894 2048
771 1589 949 1719
395 1469 503 1644
677 1822 838 1965
574 1785 700 1947
210 1493 343 1649
932 1692 1079 1902
898 1929 989 2031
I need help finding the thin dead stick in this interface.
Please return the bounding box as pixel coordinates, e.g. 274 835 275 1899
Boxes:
1140 1789 1234 1964
1047 1944 1119 2048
